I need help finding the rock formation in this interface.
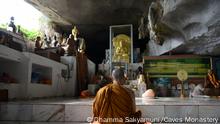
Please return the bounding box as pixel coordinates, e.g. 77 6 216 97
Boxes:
145 0 220 56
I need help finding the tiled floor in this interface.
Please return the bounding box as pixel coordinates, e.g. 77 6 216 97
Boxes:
3 97 220 105
0 122 89 124
1 97 220 123
0 121 210 124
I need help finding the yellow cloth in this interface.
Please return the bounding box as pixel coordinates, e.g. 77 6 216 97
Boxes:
93 83 141 124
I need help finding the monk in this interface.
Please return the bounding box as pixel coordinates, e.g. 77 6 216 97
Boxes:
92 68 143 124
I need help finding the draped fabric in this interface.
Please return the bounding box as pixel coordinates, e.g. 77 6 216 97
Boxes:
93 83 141 124
76 52 88 96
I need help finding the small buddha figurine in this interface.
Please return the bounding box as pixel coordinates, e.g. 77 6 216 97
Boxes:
7 17 16 33
44 34 51 48
72 26 79 41
137 74 146 97
66 34 76 56
72 26 80 54
35 36 43 51
53 35 58 47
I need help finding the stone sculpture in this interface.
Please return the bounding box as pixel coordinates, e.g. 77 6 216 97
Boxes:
138 16 149 39
35 36 43 51
66 34 76 56
7 17 16 33
148 1 164 45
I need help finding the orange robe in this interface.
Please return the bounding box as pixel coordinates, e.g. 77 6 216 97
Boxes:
92 83 141 124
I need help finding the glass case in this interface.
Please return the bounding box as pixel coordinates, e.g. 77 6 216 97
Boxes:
109 24 133 73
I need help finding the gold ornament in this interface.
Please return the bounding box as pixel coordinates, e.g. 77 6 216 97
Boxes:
177 69 188 81
177 69 188 98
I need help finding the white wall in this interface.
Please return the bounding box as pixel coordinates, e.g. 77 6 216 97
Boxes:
87 59 96 84
61 57 96 96
0 45 28 99
24 52 67 99
61 56 77 97
0 45 96 99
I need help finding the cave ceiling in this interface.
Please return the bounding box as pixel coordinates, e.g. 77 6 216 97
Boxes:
25 0 220 62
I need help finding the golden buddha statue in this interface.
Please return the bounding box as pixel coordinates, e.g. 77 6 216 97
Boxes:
112 34 131 63
71 26 86 54
66 26 79 56
72 26 79 41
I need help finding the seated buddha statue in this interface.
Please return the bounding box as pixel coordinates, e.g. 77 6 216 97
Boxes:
115 43 129 62
113 34 130 63
66 34 76 56
66 26 79 56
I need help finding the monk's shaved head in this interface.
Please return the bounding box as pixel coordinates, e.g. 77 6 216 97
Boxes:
112 68 125 82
